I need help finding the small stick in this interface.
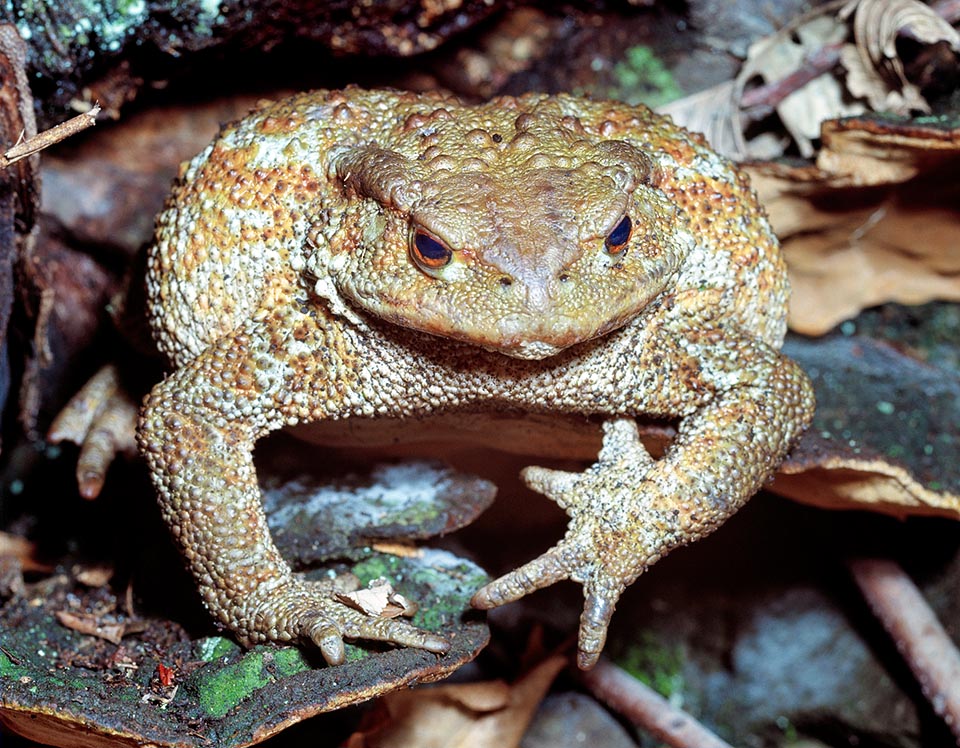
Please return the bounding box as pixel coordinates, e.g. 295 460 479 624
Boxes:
0 104 99 168
0 644 21 665
848 558 960 743
741 42 843 114
579 657 736 748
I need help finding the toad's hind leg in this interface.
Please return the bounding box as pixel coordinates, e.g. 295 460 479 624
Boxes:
137 311 448 664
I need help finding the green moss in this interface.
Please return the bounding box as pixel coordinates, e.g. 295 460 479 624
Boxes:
610 46 683 108
191 645 312 718
616 632 685 699
195 636 239 663
0 650 28 678
349 551 488 633
776 714 799 742
270 647 310 677
195 651 270 718
386 500 442 527
115 0 146 14
351 555 397 584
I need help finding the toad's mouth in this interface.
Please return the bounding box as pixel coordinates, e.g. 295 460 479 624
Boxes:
484 338 566 360
484 312 594 360
425 310 630 361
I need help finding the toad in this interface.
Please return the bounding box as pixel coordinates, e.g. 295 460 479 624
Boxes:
83 89 818 669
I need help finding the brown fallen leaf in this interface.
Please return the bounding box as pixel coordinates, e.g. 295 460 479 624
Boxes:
73 563 114 588
656 81 742 160
347 655 567 748
746 116 960 334
55 610 127 645
370 540 423 558
0 558 25 600
0 531 51 573
665 1 958 163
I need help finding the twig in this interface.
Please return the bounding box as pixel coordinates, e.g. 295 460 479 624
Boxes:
0 104 99 168
848 558 960 743
579 658 736 748
0 644 21 665
741 42 844 114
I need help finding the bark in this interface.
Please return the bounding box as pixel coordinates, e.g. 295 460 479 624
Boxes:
0 24 39 448
4 0 507 128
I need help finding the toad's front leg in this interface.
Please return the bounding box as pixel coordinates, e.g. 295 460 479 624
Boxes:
137 315 448 665
473 337 814 669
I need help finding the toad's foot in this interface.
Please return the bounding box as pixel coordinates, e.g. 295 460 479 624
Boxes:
472 418 677 669
48 365 138 499
243 573 449 665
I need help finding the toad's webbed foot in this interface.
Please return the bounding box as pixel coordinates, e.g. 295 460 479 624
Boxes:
241 574 449 665
472 419 674 669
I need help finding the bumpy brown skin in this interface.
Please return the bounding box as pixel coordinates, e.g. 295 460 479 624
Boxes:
138 88 815 669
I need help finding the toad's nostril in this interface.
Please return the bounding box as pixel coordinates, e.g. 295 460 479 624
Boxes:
499 276 513 288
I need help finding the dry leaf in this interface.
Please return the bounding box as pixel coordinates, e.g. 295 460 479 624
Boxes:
775 457 958 518
336 578 418 619
774 335 960 519
55 610 126 645
73 563 114 587
744 13 857 158
349 655 566 748
0 558 25 599
840 0 960 113
0 531 51 573
656 81 743 159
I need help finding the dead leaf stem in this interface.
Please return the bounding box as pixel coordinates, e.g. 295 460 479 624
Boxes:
0 104 99 168
848 558 960 743
579 658 736 748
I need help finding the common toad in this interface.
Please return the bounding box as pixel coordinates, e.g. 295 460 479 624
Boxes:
136 88 815 669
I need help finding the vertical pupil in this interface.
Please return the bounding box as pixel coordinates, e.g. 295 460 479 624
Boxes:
416 232 448 260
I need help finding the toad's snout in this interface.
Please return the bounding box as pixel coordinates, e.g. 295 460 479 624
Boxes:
492 309 585 360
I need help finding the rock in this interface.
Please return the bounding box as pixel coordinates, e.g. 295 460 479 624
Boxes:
521 692 637 748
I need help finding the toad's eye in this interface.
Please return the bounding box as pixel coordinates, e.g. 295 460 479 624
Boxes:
604 214 632 255
411 229 453 271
